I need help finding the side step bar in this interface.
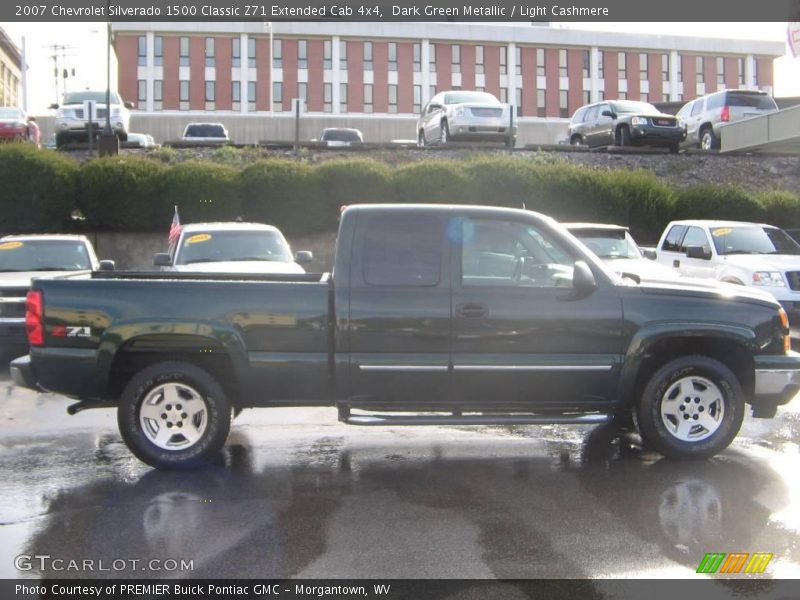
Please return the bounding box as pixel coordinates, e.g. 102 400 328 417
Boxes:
342 413 611 426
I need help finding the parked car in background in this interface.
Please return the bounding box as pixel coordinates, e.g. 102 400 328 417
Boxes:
125 133 160 149
0 235 114 357
320 128 363 146
181 122 229 143
568 100 686 153
417 90 516 148
51 90 133 148
676 90 778 150
564 223 680 282
0 107 40 147
154 222 313 274
655 220 800 321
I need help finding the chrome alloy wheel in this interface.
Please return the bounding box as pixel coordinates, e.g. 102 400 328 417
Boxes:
139 383 208 450
659 376 725 442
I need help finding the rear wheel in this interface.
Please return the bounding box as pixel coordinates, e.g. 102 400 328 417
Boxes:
700 127 718 150
118 361 232 469
635 356 744 460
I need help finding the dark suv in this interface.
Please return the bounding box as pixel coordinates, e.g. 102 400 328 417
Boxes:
568 100 686 153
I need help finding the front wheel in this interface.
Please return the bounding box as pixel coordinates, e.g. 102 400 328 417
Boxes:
440 121 450 145
617 126 631 146
118 361 232 469
418 129 427 148
635 356 744 460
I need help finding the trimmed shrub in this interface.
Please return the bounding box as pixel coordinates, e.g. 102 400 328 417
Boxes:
671 185 766 224
315 159 395 222
759 190 800 229
240 160 325 233
464 157 538 209
161 161 241 223
393 161 480 204
0 145 78 232
78 156 167 231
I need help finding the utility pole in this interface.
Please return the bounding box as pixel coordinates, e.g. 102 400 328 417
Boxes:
44 44 76 104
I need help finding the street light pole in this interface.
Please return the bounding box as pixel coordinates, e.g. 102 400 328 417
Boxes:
99 0 119 156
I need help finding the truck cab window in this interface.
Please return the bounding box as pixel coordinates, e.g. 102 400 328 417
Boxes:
362 214 443 286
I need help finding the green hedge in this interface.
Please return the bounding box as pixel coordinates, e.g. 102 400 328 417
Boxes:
2 146 800 244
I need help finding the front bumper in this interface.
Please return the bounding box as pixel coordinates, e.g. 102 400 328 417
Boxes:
752 352 800 416
0 317 28 348
630 125 686 146
448 116 516 141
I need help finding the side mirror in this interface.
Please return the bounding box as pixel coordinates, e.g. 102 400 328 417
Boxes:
642 249 657 261
124 101 134 109
49 103 59 110
27 116 36 122
98 259 115 271
429 102 442 111
294 250 313 265
601 110 616 119
153 253 172 267
560 261 597 301
686 245 712 260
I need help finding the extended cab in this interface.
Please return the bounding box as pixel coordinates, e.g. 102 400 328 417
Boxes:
0 234 114 356
11 205 800 469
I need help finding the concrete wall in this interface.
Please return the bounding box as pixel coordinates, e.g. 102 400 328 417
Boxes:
721 104 800 154
34 114 570 146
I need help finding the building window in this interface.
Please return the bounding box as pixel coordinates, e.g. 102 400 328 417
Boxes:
388 42 397 71
154 37 163 67
323 40 332 70
584 90 591 105
364 83 373 112
500 46 507 74
696 56 704 83
137 36 146 66
661 54 669 81
412 43 421 72
537 89 545 117
340 83 347 112
298 82 307 103
618 53 626 79
516 88 523 117
641 92 649 101
273 39 282 68
323 82 332 112
559 90 568 118
340 40 348 69
582 50 590 78
716 57 725 85
429 85 437 99
388 84 397 113
429 43 436 72
154 80 162 110
499 88 507 103
662 93 670 102
475 46 484 75
363 42 373 71
298 40 307 69
598 90 605 100
205 38 215 67
452 45 460 73
753 58 759 83
639 53 648 79
413 84 421 113
516 46 522 75
180 37 189 67
273 82 283 111
677 56 683 82
205 81 215 102
597 50 604 78
232 81 240 104
619 91 627 100
559 49 567 77
137 79 146 109
232 38 241 68
179 80 189 108
248 81 256 111
737 57 744 85
536 48 544 76
248 38 256 68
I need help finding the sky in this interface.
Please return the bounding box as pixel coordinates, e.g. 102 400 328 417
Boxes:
2 21 798 114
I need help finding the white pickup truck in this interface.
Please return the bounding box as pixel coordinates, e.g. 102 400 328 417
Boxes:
654 220 800 320
0 234 114 356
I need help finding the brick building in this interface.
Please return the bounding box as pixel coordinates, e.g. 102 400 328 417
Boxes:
112 22 782 118
0 26 22 108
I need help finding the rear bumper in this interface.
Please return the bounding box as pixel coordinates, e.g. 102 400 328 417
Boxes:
10 355 38 390
13 347 102 399
753 353 800 413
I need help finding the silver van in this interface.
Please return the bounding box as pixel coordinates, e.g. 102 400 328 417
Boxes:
676 89 778 150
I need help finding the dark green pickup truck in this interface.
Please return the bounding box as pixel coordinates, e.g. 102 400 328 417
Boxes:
12 204 800 468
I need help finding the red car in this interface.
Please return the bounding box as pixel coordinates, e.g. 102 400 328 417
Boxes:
0 107 40 147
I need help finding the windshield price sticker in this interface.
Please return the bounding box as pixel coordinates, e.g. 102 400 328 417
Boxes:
712 228 733 237
0 241 23 250
186 234 212 244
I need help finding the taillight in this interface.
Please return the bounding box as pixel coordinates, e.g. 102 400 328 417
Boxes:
720 105 730 122
25 290 44 346
778 307 791 354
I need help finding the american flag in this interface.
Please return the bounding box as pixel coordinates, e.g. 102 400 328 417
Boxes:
168 206 181 247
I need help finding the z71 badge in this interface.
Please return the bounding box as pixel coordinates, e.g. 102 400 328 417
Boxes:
51 326 91 338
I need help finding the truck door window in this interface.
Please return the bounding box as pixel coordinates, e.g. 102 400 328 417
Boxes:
461 219 574 288
362 214 443 286
661 225 687 252
680 226 710 252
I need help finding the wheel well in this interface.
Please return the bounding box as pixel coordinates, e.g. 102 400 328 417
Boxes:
570 134 582 143
108 335 241 404
630 337 754 404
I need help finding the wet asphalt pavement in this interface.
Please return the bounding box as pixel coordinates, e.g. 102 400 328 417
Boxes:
2 368 800 583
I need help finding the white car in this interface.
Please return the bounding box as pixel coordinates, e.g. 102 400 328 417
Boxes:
320 128 363 147
181 122 229 143
564 223 680 282
417 90 516 148
52 90 133 148
655 220 800 316
154 223 313 274
0 235 114 354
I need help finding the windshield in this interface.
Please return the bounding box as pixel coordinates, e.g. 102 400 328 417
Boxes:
571 229 641 259
63 91 122 105
444 92 500 105
184 124 227 138
0 240 92 272
0 108 24 119
175 230 293 265
726 93 777 110
612 100 659 114
710 226 800 256
322 129 361 142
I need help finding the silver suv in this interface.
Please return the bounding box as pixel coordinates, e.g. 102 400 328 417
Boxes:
51 90 133 148
417 90 516 148
676 89 778 150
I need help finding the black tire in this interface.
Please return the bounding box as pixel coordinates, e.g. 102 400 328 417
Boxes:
700 127 718 150
440 121 450 145
635 355 744 460
118 361 232 469
570 135 583 146
617 126 631 146
418 129 426 148
55 133 66 149
668 142 680 154
505 136 515 149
